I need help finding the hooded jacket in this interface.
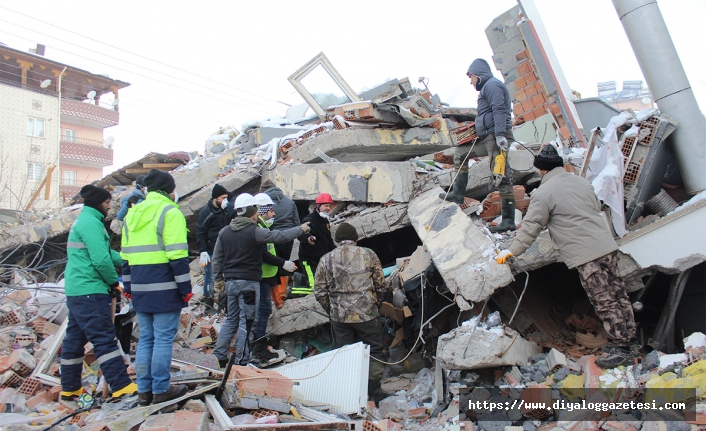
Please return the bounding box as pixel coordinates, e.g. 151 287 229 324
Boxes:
196 199 233 254
116 187 145 221
212 217 302 282
263 187 300 231
509 167 618 268
467 59 513 139
299 209 335 269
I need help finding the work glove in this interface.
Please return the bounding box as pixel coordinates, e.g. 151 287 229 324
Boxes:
108 282 121 298
496 250 513 264
495 135 509 151
182 293 194 303
282 261 297 272
300 221 311 234
123 291 132 300
199 252 210 267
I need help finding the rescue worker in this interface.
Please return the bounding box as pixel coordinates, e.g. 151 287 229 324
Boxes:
117 175 146 221
297 193 336 295
497 145 638 368
196 184 231 305
441 58 516 233
314 223 387 402
251 193 297 362
121 169 192 406
212 193 310 368
61 185 137 402
260 179 300 309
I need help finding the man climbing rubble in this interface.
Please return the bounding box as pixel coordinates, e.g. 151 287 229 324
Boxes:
212 193 310 368
297 193 336 295
252 193 297 362
196 183 232 308
441 58 516 233
314 223 388 402
497 145 638 368
121 169 192 405
61 185 137 402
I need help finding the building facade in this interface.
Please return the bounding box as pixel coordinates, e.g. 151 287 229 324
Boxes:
0 44 129 211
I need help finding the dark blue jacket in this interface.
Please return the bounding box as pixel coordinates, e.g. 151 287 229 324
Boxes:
116 188 145 221
467 59 513 139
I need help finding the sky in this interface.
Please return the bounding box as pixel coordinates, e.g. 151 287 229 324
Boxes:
0 0 703 174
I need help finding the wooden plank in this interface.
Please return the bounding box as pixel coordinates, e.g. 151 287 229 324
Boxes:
142 163 183 169
43 165 56 200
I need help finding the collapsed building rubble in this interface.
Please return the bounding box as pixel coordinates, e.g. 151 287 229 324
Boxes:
1 3 706 430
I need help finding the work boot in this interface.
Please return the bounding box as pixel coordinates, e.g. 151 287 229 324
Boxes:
60 387 85 402
439 172 468 204
489 197 516 233
152 385 188 404
138 391 153 407
367 379 387 405
252 339 278 362
601 339 641 356
110 382 138 401
595 346 635 369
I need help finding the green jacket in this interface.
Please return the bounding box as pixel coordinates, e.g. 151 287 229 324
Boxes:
65 206 121 296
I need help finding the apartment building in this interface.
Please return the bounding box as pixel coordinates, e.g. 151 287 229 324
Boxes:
0 43 129 211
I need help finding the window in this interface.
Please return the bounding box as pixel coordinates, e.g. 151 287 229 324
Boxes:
64 170 76 186
28 163 43 182
27 118 45 138
64 129 77 142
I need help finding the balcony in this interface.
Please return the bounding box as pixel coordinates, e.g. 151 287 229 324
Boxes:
59 179 92 203
60 138 113 167
61 99 119 128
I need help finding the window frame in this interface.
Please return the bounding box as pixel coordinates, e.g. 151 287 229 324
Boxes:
63 170 76 186
27 117 46 138
64 128 77 142
28 163 43 182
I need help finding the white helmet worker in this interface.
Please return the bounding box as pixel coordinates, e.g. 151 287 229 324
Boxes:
234 193 257 215
254 193 274 206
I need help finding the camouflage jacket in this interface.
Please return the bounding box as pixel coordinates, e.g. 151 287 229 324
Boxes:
314 240 386 323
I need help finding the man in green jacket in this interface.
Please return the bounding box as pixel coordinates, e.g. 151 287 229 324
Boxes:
61 185 137 402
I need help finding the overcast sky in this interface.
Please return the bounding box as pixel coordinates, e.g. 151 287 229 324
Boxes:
1 0 703 173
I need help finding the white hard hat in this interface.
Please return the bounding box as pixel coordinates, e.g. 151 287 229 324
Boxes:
234 193 257 210
254 193 274 206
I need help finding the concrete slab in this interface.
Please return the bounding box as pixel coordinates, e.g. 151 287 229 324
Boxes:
466 149 536 192
287 127 452 163
331 204 409 240
266 294 329 336
436 323 542 369
172 150 239 198
272 162 420 203
407 187 513 305
0 208 80 252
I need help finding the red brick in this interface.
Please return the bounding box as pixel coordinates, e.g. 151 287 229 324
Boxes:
534 81 544 93
521 100 534 114
515 49 529 61
48 385 62 401
525 72 538 85
233 366 279 397
139 413 175 431
25 390 52 410
267 376 293 400
582 356 603 388
524 84 539 98
520 385 553 419
531 107 547 120
563 421 600 431
531 93 546 108
513 103 523 117
0 356 9 374
514 76 526 89
8 349 35 376
169 411 208 431
560 125 571 139
523 110 537 122
518 61 533 76
514 89 527 102
17 377 42 397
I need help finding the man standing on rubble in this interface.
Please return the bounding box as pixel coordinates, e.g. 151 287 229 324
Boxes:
441 58 516 233
297 193 336 295
252 193 298 362
497 145 637 368
61 185 138 402
260 179 300 308
212 193 310 368
117 175 146 221
196 184 232 307
121 169 192 406
314 222 387 402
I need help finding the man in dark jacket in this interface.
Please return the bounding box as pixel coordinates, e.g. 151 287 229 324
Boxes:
497 145 637 368
441 58 516 233
297 193 336 295
196 184 231 300
61 185 137 402
211 193 310 368
260 179 300 261
116 175 146 221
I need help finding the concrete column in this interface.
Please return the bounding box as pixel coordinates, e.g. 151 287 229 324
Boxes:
613 0 706 194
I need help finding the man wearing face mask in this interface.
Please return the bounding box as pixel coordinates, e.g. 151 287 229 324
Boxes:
252 193 297 362
297 193 336 295
196 184 232 305
121 169 192 406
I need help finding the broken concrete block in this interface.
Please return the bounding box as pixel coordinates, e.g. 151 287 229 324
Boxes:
287 128 452 163
545 348 567 372
436 323 542 369
139 412 175 431
9 349 36 376
169 410 208 431
467 150 536 192
397 246 432 284
408 187 513 303
273 161 420 203
0 209 80 257
266 294 329 336
331 203 409 240
257 396 291 414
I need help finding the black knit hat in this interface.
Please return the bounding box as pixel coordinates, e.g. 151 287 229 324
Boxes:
143 168 176 194
80 185 111 209
259 179 276 192
212 184 228 199
533 144 564 171
335 222 359 242
135 175 147 188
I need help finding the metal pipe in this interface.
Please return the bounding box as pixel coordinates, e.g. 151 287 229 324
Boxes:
613 0 706 194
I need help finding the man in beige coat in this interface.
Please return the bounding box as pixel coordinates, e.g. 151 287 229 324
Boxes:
497 144 637 368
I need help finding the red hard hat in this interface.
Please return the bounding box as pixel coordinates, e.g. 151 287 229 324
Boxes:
315 193 333 204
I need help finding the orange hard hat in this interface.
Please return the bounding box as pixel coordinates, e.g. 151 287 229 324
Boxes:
315 193 333 204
